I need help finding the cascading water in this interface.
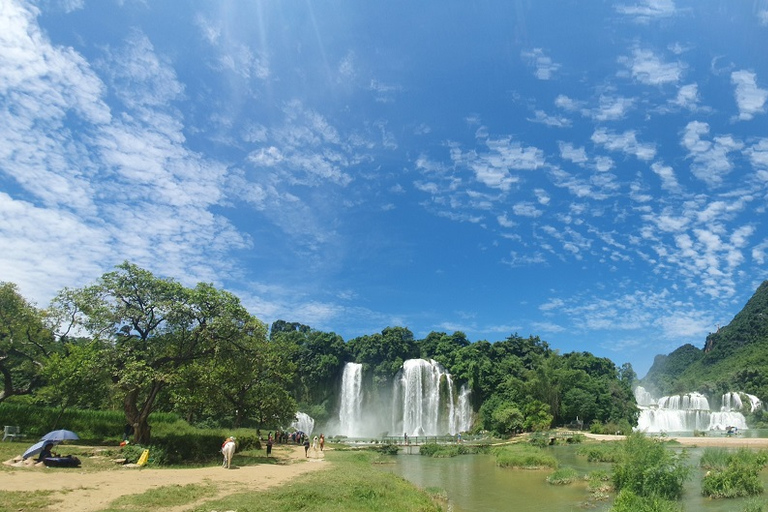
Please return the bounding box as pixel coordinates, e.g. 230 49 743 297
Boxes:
336 359 472 437
338 362 363 436
291 411 315 436
634 386 761 433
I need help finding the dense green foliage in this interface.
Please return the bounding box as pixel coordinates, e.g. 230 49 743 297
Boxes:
1 262 641 443
700 448 768 499
642 281 768 404
611 432 690 501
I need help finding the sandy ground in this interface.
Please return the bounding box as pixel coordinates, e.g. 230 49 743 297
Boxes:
584 432 768 447
1 444 329 512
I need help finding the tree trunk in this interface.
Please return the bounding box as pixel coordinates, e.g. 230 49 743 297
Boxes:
124 381 163 445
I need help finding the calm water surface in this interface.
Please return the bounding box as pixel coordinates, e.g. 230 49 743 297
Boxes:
385 444 768 512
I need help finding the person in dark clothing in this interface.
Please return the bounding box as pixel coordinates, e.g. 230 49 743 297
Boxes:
303 438 310 457
266 435 273 457
36 443 55 462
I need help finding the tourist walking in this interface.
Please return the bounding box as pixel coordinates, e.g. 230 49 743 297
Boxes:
319 433 325 451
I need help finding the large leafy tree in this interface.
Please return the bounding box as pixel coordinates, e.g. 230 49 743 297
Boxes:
0 282 56 402
53 262 257 444
207 321 298 428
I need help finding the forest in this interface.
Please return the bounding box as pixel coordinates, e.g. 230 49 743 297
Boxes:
1 262 640 444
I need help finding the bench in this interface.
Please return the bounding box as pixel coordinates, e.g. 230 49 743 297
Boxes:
2 425 23 442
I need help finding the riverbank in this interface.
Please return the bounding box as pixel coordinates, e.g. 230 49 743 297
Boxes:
584 432 768 447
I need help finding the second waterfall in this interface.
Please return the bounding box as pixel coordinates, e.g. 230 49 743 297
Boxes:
337 359 472 438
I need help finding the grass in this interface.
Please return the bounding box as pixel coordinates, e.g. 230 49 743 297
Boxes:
493 444 558 469
186 450 444 512
0 490 57 512
418 442 490 458
546 466 579 485
98 483 217 512
576 441 622 463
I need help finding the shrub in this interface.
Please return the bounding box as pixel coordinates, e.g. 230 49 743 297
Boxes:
611 432 690 501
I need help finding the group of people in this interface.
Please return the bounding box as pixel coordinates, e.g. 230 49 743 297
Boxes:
263 430 325 457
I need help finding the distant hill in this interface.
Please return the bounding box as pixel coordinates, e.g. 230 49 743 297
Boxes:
641 281 768 401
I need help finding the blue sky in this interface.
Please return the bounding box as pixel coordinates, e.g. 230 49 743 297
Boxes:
1 0 767 377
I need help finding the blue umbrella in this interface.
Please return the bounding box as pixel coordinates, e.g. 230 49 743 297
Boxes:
40 429 79 442
22 440 60 460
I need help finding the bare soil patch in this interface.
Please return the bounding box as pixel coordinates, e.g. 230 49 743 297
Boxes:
1 444 329 512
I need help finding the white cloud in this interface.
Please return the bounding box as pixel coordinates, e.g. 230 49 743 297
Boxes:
589 95 634 121
731 70 767 120
672 83 699 109
559 142 588 164
616 0 677 23
680 121 743 186
620 48 683 85
512 202 543 218
650 162 681 192
759 9 768 26
554 94 583 111
521 48 561 80
591 128 656 161
528 110 572 127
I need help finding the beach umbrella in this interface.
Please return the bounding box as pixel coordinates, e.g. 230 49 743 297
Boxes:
22 440 60 460
40 429 79 442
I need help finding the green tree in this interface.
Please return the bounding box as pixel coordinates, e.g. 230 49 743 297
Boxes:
37 340 111 425
0 282 56 402
52 262 258 444
209 322 298 428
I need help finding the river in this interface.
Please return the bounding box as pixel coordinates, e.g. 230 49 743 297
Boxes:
385 443 768 511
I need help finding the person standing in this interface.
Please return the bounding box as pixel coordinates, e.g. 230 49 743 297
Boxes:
303 437 310 457
319 433 325 451
266 435 273 457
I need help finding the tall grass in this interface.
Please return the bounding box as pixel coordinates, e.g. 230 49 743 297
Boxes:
611 432 690 501
0 403 180 441
577 442 622 462
701 448 768 499
493 444 558 469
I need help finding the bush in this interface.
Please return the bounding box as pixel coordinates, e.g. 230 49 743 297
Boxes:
611 432 690 501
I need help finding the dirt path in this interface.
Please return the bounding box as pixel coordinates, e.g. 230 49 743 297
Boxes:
1 445 329 512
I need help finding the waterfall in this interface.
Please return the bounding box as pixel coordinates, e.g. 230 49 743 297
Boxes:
336 359 472 437
635 387 760 433
339 362 363 436
291 412 315 436
393 359 469 437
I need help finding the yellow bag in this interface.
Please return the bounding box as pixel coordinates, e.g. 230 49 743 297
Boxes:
137 449 149 466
